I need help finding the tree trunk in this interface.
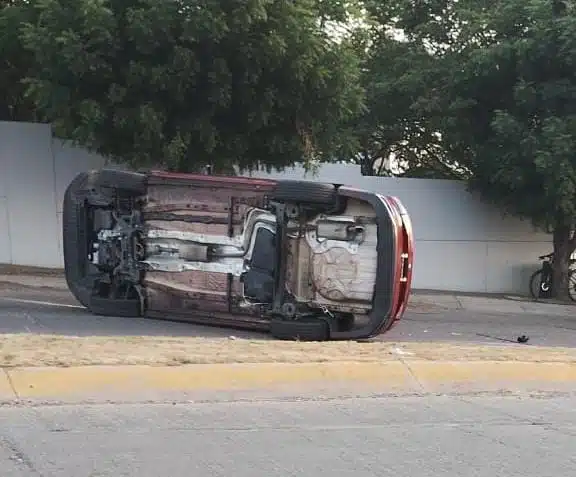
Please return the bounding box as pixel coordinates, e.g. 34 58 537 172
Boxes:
360 150 376 176
551 225 573 300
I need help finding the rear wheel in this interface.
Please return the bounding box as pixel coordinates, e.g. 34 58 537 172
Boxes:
270 180 336 207
270 317 330 341
529 269 549 299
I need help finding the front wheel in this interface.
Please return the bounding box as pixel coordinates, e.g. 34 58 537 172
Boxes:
529 269 551 300
62 169 146 313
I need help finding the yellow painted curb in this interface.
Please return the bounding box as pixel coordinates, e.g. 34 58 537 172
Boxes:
410 361 576 386
0 370 15 399
7 362 414 399
3 361 576 400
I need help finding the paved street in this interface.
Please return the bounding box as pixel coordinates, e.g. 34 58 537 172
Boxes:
1 394 576 476
1 283 576 347
0 286 261 339
1 279 576 476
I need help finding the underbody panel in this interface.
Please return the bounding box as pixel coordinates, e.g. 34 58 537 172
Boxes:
143 174 274 318
142 177 383 322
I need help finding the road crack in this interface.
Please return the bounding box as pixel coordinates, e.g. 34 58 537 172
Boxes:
398 358 425 392
2 368 19 401
0 433 44 476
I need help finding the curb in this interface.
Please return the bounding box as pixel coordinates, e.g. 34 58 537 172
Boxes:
0 265 64 277
0 276 69 291
2 361 576 402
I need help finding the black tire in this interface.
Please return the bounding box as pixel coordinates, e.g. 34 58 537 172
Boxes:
62 172 94 308
270 180 336 206
529 268 576 300
88 296 141 317
529 269 553 299
270 317 330 341
63 169 146 311
89 168 147 196
529 269 544 299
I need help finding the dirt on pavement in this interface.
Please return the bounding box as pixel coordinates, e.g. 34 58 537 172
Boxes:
0 265 64 277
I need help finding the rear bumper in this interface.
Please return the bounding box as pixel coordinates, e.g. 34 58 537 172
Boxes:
329 187 399 340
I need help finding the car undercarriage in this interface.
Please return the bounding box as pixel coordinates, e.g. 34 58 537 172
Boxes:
63 169 414 341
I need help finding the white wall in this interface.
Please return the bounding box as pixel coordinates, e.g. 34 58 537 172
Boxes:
0 122 60 267
0 122 551 294
0 121 109 268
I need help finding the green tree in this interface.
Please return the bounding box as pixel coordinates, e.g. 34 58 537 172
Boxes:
339 1 466 178
360 0 576 298
21 0 363 173
0 0 38 121
348 32 462 177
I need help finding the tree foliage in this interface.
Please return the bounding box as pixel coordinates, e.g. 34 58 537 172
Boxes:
18 0 363 172
5 0 576 295
359 0 576 296
346 29 462 177
0 0 38 121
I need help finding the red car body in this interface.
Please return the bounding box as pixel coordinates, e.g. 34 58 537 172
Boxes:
62 169 414 340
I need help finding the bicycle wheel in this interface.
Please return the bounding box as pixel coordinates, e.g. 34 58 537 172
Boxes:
568 270 576 302
529 269 550 299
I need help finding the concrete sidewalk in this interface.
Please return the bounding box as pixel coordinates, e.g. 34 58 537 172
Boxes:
1 272 575 317
410 291 576 317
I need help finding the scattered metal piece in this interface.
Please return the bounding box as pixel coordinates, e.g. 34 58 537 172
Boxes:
476 333 523 344
517 335 530 344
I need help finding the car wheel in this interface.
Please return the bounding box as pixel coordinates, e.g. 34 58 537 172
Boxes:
62 172 96 308
63 169 146 312
86 170 146 315
270 180 336 206
88 296 142 317
89 169 147 196
270 317 330 341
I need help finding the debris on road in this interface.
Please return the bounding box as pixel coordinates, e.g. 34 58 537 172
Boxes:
476 333 530 345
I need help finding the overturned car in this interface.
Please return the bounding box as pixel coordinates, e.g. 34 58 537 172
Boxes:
63 169 414 341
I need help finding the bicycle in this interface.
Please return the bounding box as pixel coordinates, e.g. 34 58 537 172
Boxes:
529 252 576 300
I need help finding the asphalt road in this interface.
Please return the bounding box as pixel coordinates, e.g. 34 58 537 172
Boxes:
2 286 576 476
1 285 576 347
1 394 576 477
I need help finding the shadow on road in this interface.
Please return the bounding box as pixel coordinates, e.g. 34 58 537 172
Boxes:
0 287 269 340
2 286 576 348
